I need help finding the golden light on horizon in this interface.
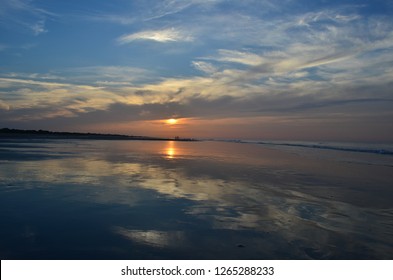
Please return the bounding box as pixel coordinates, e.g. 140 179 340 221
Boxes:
166 118 178 125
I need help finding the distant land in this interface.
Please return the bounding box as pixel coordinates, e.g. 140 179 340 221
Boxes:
0 128 196 141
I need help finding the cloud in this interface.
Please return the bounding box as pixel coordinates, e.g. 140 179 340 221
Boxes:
62 66 152 86
192 61 217 74
80 13 135 25
0 99 10 110
296 10 360 27
214 50 265 66
192 6 393 87
117 28 193 44
144 0 223 20
0 0 55 35
0 76 119 115
30 20 47 35
78 0 223 26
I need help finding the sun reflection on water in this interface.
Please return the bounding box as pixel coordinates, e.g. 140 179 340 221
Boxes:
165 141 176 159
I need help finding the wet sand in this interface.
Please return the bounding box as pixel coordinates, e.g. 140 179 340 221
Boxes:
0 139 392 259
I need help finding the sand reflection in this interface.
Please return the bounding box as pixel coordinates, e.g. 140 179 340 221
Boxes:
114 227 186 248
1 139 392 259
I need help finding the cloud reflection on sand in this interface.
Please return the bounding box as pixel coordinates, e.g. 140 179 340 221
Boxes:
114 227 186 249
0 140 392 259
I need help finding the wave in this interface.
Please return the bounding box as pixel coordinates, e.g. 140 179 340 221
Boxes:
219 140 393 156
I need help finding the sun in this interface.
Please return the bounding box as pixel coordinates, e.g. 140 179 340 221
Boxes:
166 118 178 125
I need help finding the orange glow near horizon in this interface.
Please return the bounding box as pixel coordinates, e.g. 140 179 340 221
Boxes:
166 118 178 125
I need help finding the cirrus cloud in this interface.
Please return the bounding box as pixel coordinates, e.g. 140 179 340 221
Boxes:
117 28 194 44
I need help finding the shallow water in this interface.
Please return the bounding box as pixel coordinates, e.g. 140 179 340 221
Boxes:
0 139 392 259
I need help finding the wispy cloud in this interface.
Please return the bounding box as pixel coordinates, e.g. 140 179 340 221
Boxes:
192 61 217 74
0 0 55 35
31 20 47 35
296 10 360 27
79 13 135 25
213 50 265 66
62 66 152 86
144 0 223 20
117 28 193 44
192 5 393 87
78 0 222 25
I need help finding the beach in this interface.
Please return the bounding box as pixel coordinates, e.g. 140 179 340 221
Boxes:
0 139 392 259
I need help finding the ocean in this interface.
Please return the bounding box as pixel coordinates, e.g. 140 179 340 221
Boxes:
0 139 392 259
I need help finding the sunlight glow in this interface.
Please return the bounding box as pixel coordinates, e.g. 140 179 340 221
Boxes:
166 118 178 125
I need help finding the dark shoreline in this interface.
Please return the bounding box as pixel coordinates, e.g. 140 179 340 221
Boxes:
0 128 197 141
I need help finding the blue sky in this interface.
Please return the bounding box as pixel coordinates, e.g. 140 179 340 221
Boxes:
0 0 392 141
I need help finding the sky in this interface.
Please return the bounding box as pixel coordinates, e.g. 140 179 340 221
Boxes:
0 0 392 141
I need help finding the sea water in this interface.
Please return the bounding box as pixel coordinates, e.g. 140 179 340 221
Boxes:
0 139 392 259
